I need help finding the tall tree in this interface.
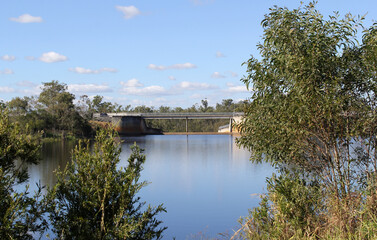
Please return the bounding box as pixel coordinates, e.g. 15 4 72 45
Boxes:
236 1 377 237
38 80 76 131
38 81 92 136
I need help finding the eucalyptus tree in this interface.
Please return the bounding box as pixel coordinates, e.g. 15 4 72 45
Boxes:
236 1 377 237
38 80 76 132
38 81 92 136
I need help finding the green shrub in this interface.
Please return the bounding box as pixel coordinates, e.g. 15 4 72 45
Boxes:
46 128 166 239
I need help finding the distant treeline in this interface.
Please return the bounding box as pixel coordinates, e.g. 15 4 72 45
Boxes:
2 80 247 137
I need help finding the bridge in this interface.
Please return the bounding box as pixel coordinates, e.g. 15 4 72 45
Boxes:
93 112 244 135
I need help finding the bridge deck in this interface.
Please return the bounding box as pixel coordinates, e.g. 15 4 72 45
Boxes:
104 112 244 120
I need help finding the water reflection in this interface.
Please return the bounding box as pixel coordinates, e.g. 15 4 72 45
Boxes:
26 135 273 239
28 140 76 188
120 135 273 239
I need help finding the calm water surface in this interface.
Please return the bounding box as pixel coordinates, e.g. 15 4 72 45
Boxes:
28 135 274 239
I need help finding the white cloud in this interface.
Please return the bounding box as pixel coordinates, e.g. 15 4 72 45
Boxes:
129 97 173 107
147 64 165 70
20 85 42 96
120 79 173 96
120 79 217 97
17 81 37 87
168 76 176 81
2 55 16 61
0 69 14 74
172 63 197 69
25 56 36 61
225 83 248 93
190 93 202 99
116 6 141 19
230 71 238 77
148 63 197 70
39 52 68 63
121 85 170 96
68 84 113 93
216 51 225 58
10 14 43 23
101 67 118 73
69 67 118 74
175 81 217 91
0 87 15 93
69 67 98 74
120 79 144 88
211 72 226 79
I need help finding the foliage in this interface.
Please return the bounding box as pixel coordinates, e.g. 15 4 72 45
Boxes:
235 1 377 239
0 108 46 239
6 79 246 136
6 81 93 137
38 81 75 129
46 128 166 239
146 99 246 132
234 172 377 240
7 96 46 132
80 95 127 117
234 171 323 240
38 80 92 136
6 75 246 135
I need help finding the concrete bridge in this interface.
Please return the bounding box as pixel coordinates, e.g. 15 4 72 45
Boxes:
93 112 244 135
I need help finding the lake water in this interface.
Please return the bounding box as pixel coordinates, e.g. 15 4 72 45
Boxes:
27 134 274 239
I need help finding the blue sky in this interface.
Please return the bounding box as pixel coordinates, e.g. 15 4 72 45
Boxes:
1 0 376 108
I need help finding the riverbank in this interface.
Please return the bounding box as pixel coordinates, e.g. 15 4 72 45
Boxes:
163 132 241 136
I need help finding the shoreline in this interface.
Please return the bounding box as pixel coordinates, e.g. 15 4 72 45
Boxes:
163 132 241 136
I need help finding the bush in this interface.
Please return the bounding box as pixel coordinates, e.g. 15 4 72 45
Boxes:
235 171 323 240
0 108 46 239
46 128 166 239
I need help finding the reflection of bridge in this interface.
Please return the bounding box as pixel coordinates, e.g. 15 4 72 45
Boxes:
93 112 244 135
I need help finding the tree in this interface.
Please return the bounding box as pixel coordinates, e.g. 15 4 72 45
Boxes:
38 80 76 131
46 128 166 239
90 95 118 113
37 81 92 137
235 1 377 238
7 97 29 115
133 105 154 113
0 108 46 239
215 99 233 112
200 99 209 112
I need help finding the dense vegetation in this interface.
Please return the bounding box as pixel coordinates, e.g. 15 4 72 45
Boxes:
0 109 166 239
0 109 46 239
4 81 246 136
233 2 377 239
6 81 92 138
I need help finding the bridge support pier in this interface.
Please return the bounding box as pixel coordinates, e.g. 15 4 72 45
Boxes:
185 117 188 132
111 116 162 135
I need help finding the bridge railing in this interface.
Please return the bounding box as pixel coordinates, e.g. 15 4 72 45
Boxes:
94 112 244 120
